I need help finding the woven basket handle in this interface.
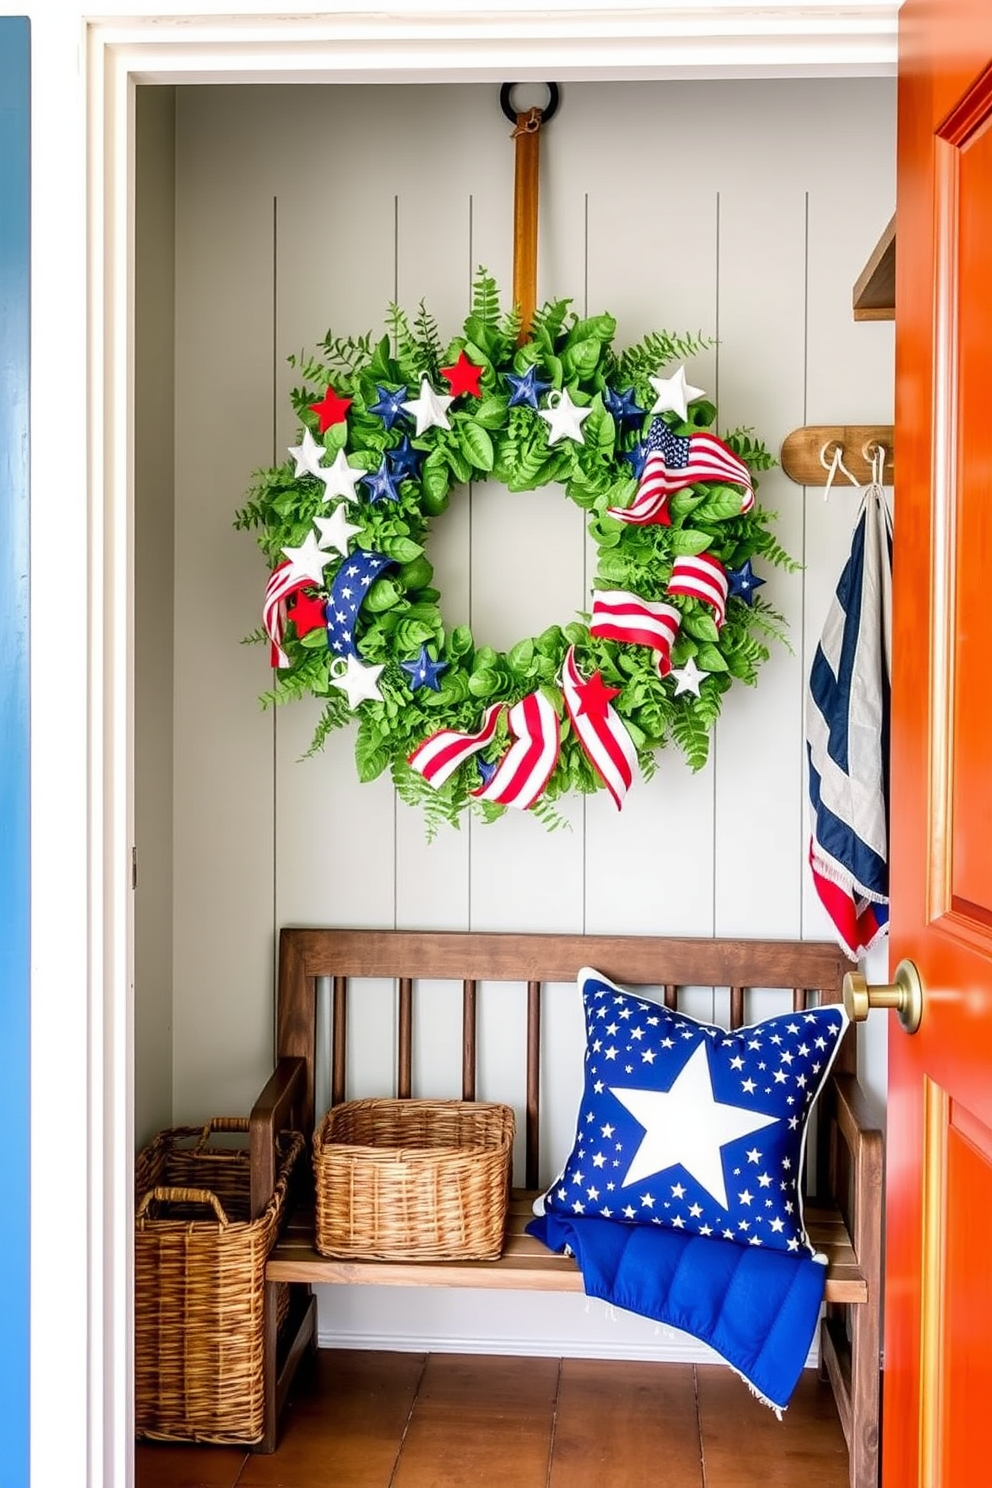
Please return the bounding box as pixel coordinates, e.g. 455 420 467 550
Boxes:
135 1185 230 1225
193 1116 249 1152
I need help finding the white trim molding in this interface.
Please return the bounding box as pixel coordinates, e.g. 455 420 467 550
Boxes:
97 5 898 82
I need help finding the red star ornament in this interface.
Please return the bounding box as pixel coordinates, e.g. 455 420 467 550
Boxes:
287 588 328 639
573 670 622 720
308 383 353 432
440 349 484 398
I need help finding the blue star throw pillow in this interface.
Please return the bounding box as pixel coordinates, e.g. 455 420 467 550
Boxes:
541 968 849 1256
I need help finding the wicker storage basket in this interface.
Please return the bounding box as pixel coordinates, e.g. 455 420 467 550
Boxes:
134 1117 303 1445
314 1098 515 1261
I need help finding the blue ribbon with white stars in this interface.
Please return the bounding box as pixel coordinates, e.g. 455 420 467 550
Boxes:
325 550 393 661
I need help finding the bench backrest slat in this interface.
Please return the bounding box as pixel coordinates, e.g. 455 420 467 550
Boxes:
278 929 851 1187
526 981 541 1189
462 980 477 1103
398 978 413 1099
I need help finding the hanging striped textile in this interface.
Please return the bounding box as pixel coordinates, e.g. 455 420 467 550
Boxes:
805 486 893 959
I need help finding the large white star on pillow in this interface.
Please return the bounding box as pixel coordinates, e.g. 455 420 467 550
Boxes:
611 1043 778 1208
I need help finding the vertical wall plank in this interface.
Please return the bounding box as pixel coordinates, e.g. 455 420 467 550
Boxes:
467 80 589 936
801 79 896 1122
711 83 813 940
271 85 400 944
391 86 481 927
172 87 284 1119
134 86 177 1147
579 81 720 940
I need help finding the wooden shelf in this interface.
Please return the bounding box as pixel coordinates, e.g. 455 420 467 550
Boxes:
853 213 895 321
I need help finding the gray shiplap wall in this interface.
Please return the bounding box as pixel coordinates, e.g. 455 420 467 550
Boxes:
145 76 895 1357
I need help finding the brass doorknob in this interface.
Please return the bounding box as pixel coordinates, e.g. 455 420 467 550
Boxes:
842 959 924 1035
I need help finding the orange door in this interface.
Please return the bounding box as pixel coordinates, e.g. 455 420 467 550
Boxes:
886 5 992 1485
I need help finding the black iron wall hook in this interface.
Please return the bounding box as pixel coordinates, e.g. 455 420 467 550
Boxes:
499 82 560 126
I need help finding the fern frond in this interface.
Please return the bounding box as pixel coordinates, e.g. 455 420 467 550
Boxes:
530 297 573 351
617 329 713 387
723 426 777 472
386 302 421 375
301 697 351 759
315 332 375 376
670 704 712 771
414 300 443 380
752 518 802 573
527 795 574 833
471 267 501 331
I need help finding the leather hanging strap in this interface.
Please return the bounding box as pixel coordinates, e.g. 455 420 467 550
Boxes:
511 106 544 344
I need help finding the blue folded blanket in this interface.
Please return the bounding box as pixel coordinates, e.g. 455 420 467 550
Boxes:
527 1210 826 1412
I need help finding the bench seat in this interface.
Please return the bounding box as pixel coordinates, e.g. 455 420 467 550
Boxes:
267 1190 868 1303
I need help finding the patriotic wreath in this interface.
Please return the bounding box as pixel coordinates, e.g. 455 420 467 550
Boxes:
236 271 792 834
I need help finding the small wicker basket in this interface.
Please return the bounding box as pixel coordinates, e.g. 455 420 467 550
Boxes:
134 1117 303 1446
313 1098 515 1261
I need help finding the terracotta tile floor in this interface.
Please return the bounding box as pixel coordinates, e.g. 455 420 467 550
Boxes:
137 1352 851 1488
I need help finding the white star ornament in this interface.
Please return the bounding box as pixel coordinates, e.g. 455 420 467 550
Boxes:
648 364 706 420
287 427 328 480
402 377 453 435
330 654 385 710
316 447 364 503
314 506 362 559
670 656 708 698
610 1042 778 1208
281 531 336 585
539 388 592 446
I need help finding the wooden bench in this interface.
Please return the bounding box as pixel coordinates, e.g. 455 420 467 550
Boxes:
249 928 882 1488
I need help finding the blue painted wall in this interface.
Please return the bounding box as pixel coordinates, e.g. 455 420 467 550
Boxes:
0 18 30 1488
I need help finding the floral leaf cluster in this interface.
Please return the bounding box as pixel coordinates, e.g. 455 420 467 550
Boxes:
235 270 791 833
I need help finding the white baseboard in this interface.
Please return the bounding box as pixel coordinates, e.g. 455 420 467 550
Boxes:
313 1287 819 1368
317 1323 728 1364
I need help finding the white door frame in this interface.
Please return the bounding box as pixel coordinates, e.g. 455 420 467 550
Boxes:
39 8 896 1485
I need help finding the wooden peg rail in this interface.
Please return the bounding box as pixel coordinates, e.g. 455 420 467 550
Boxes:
780 425 895 487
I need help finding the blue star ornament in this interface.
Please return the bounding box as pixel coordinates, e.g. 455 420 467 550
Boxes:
476 757 499 788
388 435 424 483
368 385 409 430
604 385 646 432
505 364 552 409
361 457 401 505
541 968 848 1255
727 558 766 604
400 644 448 693
623 440 649 480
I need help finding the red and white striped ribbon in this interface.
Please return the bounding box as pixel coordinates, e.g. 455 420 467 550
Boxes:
561 648 637 810
407 702 504 789
263 560 310 668
590 590 682 676
606 451 674 527
667 553 730 627
471 691 560 810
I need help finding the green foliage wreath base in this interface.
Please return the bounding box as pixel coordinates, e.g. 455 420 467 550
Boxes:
236 272 793 836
